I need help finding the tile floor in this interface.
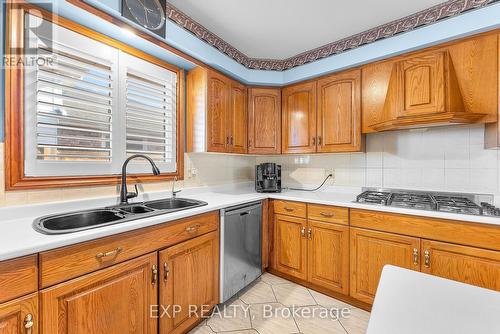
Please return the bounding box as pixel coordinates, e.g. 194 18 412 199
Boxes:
189 273 370 334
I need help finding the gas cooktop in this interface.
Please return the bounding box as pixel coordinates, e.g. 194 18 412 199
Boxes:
356 188 498 217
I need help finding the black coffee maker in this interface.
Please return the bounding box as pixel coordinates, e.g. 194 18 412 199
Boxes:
255 163 281 193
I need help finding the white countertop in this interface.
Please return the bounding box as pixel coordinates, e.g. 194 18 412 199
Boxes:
1 182 499 261
367 266 500 334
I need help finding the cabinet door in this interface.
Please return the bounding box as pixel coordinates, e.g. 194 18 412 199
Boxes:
422 240 500 291
228 82 247 153
41 253 158 334
317 69 362 152
207 71 230 152
159 232 219 334
350 228 420 304
397 51 446 117
248 88 281 154
0 294 38 334
307 220 349 294
282 82 317 154
273 214 308 280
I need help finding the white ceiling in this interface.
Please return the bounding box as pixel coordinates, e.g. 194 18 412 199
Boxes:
168 0 446 59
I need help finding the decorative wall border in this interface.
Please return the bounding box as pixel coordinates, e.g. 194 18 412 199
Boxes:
166 0 500 71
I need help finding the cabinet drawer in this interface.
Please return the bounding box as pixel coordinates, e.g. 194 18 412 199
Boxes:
273 200 307 218
40 211 218 288
0 255 38 304
307 204 348 225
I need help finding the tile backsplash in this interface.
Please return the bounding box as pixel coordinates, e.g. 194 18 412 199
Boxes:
257 125 500 194
0 124 498 206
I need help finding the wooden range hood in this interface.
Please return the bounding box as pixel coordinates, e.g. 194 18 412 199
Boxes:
370 50 487 131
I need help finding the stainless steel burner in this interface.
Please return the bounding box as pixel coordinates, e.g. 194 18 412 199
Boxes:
355 188 496 217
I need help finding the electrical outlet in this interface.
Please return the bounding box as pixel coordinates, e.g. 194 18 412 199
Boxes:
325 169 334 178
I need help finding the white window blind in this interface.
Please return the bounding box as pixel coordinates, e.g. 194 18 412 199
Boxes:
24 15 178 177
119 51 177 174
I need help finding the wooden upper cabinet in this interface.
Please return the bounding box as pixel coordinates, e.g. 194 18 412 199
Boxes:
350 228 420 304
228 81 247 153
159 232 219 334
307 221 349 294
282 82 317 154
41 253 158 334
206 70 230 152
273 214 308 280
248 88 281 154
187 67 248 153
317 69 362 152
0 294 38 334
421 240 500 292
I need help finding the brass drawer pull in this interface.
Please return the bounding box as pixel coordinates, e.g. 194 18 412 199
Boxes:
284 207 294 212
96 247 122 260
152 265 158 285
24 314 33 334
185 224 201 233
320 212 334 218
413 248 419 265
424 250 431 268
163 262 170 282
307 228 312 240
300 227 306 238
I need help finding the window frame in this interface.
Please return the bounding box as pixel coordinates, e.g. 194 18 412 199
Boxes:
4 2 184 190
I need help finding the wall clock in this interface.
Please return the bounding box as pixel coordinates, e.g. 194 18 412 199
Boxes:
122 0 166 38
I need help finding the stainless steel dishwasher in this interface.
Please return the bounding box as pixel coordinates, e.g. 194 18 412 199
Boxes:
220 201 262 303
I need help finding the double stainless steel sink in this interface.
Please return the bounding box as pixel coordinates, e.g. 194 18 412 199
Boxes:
33 198 208 234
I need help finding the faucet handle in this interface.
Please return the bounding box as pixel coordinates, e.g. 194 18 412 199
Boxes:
126 184 139 200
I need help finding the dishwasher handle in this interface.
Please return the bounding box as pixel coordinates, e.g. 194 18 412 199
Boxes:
223 202 262 217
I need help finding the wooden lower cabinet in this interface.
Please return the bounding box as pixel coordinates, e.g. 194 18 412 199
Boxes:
421 240 500 291
273 214 308 280
272 205 349 295
159 232 219 334
0 293 38 334
350 228 420 304
40 253 158 334
307 220 349 294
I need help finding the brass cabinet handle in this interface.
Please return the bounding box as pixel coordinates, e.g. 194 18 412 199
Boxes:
226 136 230 145
424 250 431 268
152 265 158 285
96 247 122 260
163 262 170 282
24 314 33 334
230 136 234 145
284 207 294 212
248 139 252 148
413 248 419 265
320 212 334 218
312 137 316 145
185 224 201 233
300 227 306 238
317 136 322 145
307 228 312 240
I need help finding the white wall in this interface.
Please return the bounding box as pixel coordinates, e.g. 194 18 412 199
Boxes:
257 125 500 194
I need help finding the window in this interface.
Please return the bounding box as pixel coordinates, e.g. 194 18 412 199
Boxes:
4 4 183 189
